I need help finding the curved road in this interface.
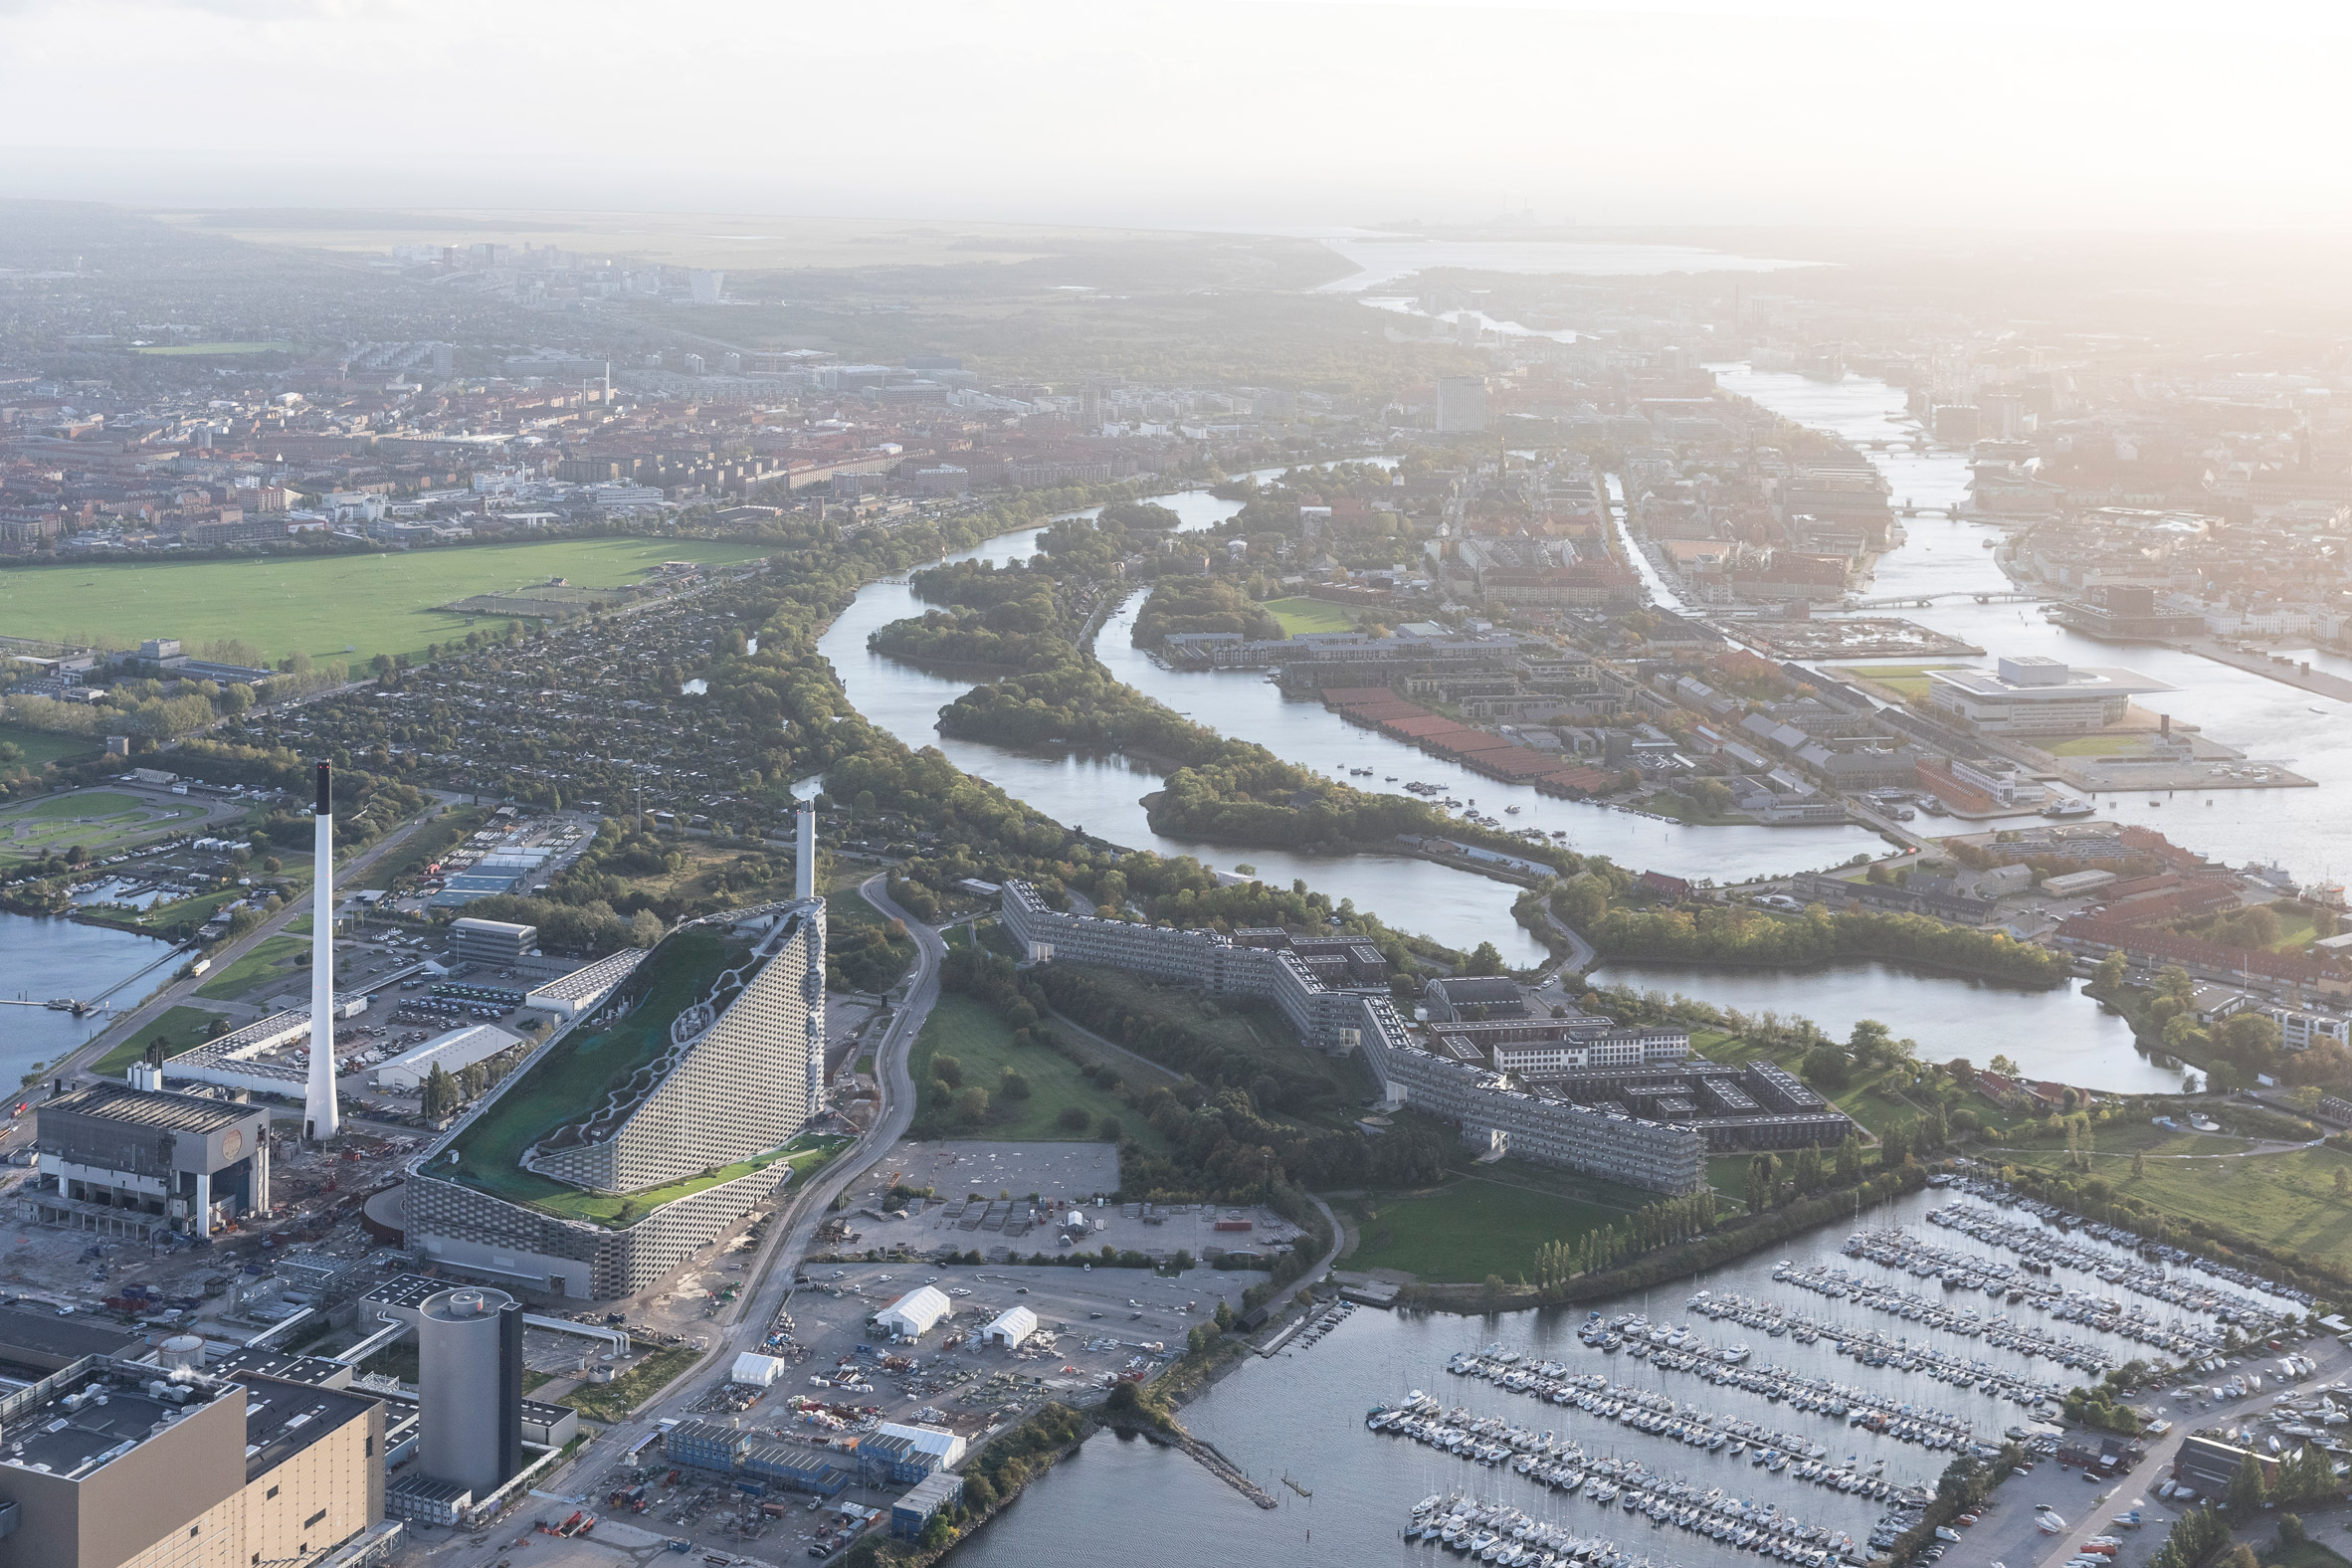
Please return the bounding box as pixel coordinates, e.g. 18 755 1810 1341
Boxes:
535 872 944 1490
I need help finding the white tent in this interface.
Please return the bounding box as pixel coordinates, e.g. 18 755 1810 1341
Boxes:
981 1305 1037 1348
874 1284 954 1340
730 1351 788 1387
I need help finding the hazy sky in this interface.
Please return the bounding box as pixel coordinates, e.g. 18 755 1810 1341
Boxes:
1 0 2345 232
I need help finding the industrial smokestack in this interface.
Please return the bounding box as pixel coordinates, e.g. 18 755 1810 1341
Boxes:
795 796 816 902
305 761 340 1143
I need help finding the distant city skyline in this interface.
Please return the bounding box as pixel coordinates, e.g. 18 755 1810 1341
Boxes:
5 0 2352 231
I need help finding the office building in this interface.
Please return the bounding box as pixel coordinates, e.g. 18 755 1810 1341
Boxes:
448 918 537 967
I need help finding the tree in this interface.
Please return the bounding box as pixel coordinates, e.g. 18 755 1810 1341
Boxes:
2226 1450 2268 1514
1464 941 1506 977
421 1064 459 1121
2132 1150 2146 1181
954 1086 990 1125
2093 951 2127 992
1057 1104 1090 1130
999 1069 1032 1099
627 908 666 947
1214 1300 1234 1329
1847 1019 1895 1066
2223 1013 2282 1061
932 1055 965 1088
1802 1044 1853 1090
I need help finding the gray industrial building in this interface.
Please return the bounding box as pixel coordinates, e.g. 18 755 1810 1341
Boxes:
29 1079 271 1240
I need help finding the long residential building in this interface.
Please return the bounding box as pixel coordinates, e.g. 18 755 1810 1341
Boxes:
998 882 1707 1192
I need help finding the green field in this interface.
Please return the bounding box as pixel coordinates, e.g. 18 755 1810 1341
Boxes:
129 341 292 356
0 788 203 868
912 995 1167 1154
1344 1176 1626 1282
1846 665 1971 701
0 537 772 671
94 1004 230 1078
194 934 310 1000
0 724 102 766
442 929 748 1213
529 1134 847 1227
1260 595 1360 636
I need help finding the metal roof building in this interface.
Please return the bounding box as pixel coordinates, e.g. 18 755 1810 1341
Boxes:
874 1285 954 1340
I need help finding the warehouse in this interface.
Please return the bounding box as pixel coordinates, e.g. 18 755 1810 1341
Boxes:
374 1023 523 1090
524 947 646 1019
981 1305 1038 1348
874 1284 954 1341
890 1471 964 1540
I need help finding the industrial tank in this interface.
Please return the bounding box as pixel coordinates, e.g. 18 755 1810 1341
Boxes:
418 1285 522 1496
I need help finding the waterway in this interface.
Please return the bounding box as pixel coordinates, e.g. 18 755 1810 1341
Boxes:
820 482 1555 963
1714 365 2352 890
0 909 180 1090
1586 961 2184 1094
955 1186 2289 1568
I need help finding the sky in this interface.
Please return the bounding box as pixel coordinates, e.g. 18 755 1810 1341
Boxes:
1 0 2347 233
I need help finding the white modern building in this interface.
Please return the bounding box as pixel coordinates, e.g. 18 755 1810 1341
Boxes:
375 1023 524 1091
1925 657 2171 736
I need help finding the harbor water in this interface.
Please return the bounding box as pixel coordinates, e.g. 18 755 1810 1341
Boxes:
1714 365 2352 890
0 910 181 1089
954 1186 2289 1567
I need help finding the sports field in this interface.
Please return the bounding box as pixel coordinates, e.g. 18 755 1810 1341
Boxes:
0 788 206 868
1260 595 1359 636
1344 1176 1626 1282
0 537 771 671
0 724 102 766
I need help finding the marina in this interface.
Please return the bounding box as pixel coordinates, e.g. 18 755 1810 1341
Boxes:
1372 1394 1877 1564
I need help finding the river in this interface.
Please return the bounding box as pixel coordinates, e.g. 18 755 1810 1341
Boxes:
820 482 1556 964
0 910 181 1090
1586 961 2182 1094
954 1186 2289 1568
1713 365 2352 890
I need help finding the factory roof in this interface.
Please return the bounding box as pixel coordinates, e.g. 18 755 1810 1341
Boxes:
39 1080 259 1136
525 947 647 1002
236 1376 381 1483
0 1306 142 1365
359 1273 450 1311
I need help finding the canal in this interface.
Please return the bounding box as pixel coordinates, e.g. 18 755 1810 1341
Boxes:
0 909 181 1091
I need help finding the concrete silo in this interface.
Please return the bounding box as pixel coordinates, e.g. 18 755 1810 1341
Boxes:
418 1284 523 1496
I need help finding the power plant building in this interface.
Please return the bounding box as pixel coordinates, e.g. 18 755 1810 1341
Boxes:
406 810 829 1298
0 1354 386 1568
29 1079 271 1240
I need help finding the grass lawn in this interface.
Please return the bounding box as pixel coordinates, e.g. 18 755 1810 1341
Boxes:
0 724 102 766
0 536 772 671
443 928 748 1211
194 934 309 1000
1345 1176 1625 1282
130 884 253 932
2260 1540 2352 1568
1846 665 1971 701
912 995 1167 1155
562 1344 702 1424
96 1004 230 1078
0 788 211 868
527 1134 848 1227
2047 734 2152 758
12 790 143 820
1996 1127 2352 1262
1260 595 1360 636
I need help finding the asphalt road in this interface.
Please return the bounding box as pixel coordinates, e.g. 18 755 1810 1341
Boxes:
532 871 942 1493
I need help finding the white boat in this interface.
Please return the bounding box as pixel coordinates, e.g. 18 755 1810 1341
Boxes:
2037 1510 2067 1535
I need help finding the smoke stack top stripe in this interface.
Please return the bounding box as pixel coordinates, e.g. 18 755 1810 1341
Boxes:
315 759 330 815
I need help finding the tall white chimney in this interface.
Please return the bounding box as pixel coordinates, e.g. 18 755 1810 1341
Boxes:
305 760 340 1143
795 796 816 902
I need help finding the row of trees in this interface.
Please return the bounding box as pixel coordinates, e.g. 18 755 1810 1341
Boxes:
1590 901 2069 986
1531 1189 1723 1300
